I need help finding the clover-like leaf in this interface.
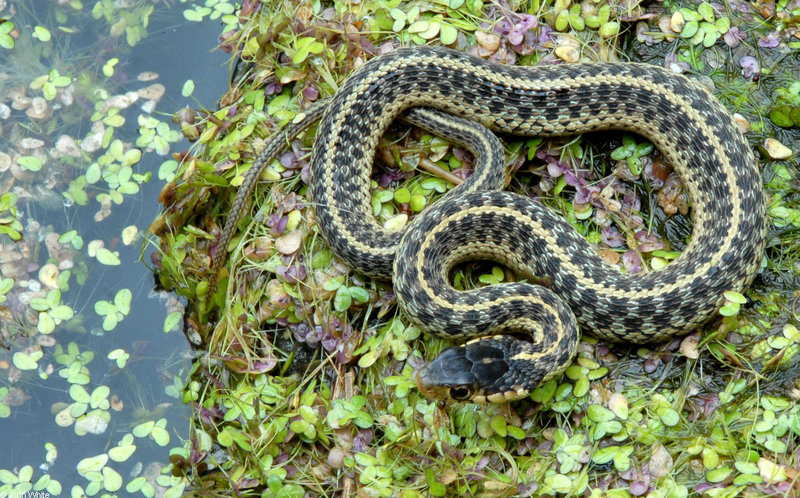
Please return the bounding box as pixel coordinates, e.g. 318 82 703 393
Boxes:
113 289 132 315
107 349 129 368
13 350 43 370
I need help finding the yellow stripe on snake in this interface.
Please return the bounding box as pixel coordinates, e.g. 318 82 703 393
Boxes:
213 46 766 403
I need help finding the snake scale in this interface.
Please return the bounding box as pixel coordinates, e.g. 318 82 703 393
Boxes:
213 46 766 403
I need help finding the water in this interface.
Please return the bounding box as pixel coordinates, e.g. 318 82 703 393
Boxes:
0 3 228 492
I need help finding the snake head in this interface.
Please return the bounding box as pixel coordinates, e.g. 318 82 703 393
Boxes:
415 336 534 403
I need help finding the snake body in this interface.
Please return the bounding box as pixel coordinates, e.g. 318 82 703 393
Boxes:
218 46 766 403
210 102 505 293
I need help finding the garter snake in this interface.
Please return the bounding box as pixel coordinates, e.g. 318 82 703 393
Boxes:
214 46 766 403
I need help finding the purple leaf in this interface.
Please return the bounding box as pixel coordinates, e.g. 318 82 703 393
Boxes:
269 214 289 235
723 26 745 48
623 250 642 273
739 55 759 78
303 84 319 101
275 264 307 283
537 25 555 45
279 151 297 168
264 81 283 96
547 161 564 177
634 231 665 252
601 227 625 248
757 33 780 48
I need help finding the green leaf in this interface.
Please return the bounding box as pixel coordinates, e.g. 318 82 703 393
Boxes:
770 107 796 128
587 404 616 422
94 300 115 316
108 444 136 462
122 149 142 167
292 37 324 64
0 21 15 49
126 476 147 493
592 446 619 465
702 30 719 47
439 23 458 45
697 2 715 22
96 248 121 265
158 160 179 181
101 58 118 77
86 480 103 496
0 277 13 294
719 302 740 316
132 420 154 438
102 313 119 331
723 291 747 304
426 468 446 496
334 286 352 312
610 142 633 160
183 8 204 21
29 297 50 311
76 454 108 476
181 79 195 97
33 26 52 42
599 21 620 37
13 350 43 370
733 473 763 485
37 312 56 334
114 289 132 315
612 450 631 472
102 466 122 492
323 275 345 291
706 467 733 483
507 425 526 439
46 289 62 308
289 419 309 434
18 156 43 172
0 224 22 241
90 385 110 408
680 20 699 38
634 142 654 157
545 474 572 493
349 286 370 304
627 156 643 176
50 304 74 322
117 181 140 194
104 113 125 127
107 348 129 368
393 187 411 204
33 473 51 491
52 75 71 87
0 32 14 50
18 465 33 483
657 407 680 426
0 469 17 484
163 311 182 332
70 384 91 403
489 415 507 436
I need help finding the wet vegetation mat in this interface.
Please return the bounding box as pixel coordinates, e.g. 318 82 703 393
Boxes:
147 0 800 496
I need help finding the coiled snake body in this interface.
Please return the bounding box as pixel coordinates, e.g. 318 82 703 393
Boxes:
214 47 766 403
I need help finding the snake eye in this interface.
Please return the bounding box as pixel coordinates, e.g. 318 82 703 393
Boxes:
449 386 472 401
